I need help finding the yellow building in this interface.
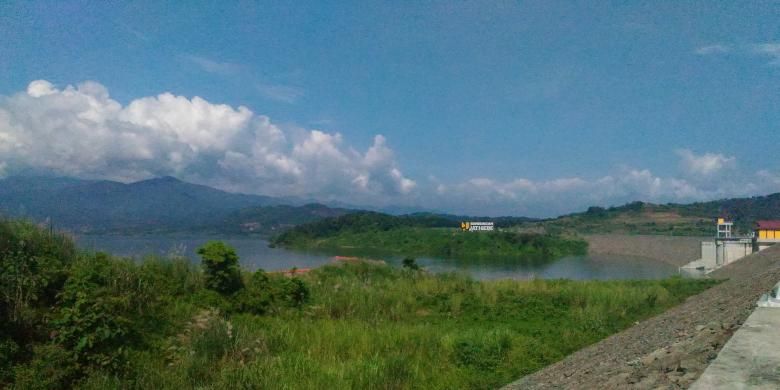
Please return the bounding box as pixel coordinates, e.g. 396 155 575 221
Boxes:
756 221 780 241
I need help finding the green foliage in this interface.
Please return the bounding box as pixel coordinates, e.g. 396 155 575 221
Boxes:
528 201 715 236
0 338 19 382
52 253 152 373
677 193 780 233
274 277 310 307
12 344 81 389
0 219 75 324
144 263 712 389
197 241 243 295
0 218 720 389
402 256 420 270
234 270 274 314
273 212 588 259
529 194 780 237
0 219 77 384
234 270 310 314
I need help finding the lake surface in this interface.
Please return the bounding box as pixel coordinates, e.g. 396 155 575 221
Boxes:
76 235 682 281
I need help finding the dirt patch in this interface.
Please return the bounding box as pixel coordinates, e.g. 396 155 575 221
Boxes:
504 244 780 390
585 234 705 266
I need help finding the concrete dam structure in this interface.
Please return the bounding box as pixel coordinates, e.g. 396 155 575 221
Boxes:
681 218 780 275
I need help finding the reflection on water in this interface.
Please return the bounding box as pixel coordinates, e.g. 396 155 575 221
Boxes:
76 235 681 281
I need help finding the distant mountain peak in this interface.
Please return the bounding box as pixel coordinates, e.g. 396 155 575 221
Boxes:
151 175 182 183
132 176 184 186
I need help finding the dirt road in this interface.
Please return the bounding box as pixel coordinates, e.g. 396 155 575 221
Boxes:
504 244 780 389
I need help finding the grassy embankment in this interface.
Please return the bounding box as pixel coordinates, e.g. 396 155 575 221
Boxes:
272 212 588 259
1 219 719 389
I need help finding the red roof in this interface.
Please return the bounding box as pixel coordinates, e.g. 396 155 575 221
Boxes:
756 220 780 230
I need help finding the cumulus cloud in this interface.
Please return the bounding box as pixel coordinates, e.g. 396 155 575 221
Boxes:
431 163 779 218
0 80 415 200
695 44 731 55
2 79 779 217
676 149 735 176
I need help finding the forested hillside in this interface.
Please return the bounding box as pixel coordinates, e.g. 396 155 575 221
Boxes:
271 212 586 259
530 193 780 236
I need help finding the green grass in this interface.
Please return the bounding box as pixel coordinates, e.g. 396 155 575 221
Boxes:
1 219 720 389
83 263 714 389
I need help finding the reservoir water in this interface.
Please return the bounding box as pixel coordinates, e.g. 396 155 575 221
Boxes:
76 235 681 281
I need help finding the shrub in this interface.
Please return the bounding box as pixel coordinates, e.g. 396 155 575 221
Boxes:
0 337 18 383
197 241 243 295
234 270 274 314
52 253 153 374
275 277 310 307
0 219 77 384
234 270 310 314
12 344 80 390
402 257 420 270
0 219 75 325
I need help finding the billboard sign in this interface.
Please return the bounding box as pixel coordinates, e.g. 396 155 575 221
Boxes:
460 221 494 232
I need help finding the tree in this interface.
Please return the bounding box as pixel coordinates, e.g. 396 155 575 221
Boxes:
197 241 243 294
402 257 420 271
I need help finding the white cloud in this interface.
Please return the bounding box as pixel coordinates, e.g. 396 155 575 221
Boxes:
183 55 242 75
183 55 305 104
2 79 779 217
676 149 735 176
27 80 58 97
256 83 305 103
752 43 780 66
695 44 731 55
695 42 780 66
430 163 779 217
0 80 414 200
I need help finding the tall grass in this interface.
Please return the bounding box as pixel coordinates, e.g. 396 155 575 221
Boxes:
1 220 718 389
76 262 716 389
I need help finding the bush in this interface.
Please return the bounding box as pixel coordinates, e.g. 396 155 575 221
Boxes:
402 257 420 270
275 277 310 307
52 253 155 374
0 338 18 383
0 219 77 385
197 241 243 295
0 219 75 327
234 270 274 314
12 344 80 390
234 270 310 314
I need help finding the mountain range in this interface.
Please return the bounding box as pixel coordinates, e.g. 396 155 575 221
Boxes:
1 175 779 236
0 176 297 234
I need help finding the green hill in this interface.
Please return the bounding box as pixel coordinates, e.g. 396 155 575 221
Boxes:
0 176 283 233
271 212 587 259
197 203 354 235
524 193 780 237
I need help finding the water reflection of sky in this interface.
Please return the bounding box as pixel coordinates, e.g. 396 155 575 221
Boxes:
76 235 681 281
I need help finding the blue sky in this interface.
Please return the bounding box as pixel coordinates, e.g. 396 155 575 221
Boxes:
1 1 779 216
